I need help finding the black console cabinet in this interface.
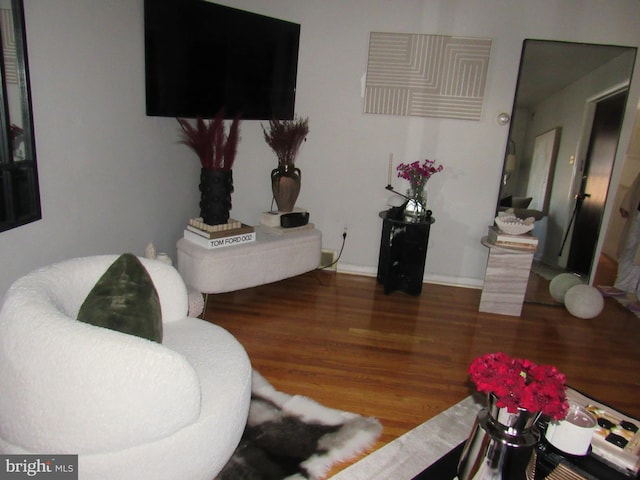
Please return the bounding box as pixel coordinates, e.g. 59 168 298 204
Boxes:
377 209 434 295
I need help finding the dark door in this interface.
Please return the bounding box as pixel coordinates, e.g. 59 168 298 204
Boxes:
567 91 627 276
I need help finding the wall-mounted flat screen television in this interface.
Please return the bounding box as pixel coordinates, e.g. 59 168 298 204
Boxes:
144 0 300 120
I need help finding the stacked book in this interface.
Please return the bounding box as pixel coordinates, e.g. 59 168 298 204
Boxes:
487 225 537 250
183 218 256 249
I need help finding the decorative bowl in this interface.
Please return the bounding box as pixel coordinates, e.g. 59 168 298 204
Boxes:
495 212 535 235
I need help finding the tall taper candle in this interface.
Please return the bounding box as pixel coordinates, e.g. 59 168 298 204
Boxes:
388 153 393 185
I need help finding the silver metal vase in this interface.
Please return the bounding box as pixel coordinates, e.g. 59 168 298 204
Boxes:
457 394 541 480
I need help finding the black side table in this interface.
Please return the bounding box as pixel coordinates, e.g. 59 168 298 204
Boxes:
377 209 435 295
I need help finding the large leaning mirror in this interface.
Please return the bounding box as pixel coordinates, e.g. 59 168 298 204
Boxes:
497 40 637 296
0 0 40 232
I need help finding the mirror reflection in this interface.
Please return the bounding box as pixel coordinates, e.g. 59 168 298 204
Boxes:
497 40 637 299
0 0 40 232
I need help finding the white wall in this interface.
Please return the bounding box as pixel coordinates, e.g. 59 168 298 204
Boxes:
0 1 200 298
1 0 639 299
216 0 640 285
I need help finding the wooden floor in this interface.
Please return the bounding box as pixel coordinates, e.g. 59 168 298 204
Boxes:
205 254 640 474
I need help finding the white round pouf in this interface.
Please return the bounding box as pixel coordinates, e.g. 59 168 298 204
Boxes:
187 288 205 317
564 285 604 319
549 273 584 303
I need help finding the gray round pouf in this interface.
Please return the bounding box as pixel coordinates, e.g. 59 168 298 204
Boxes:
549 273 584 303
564 284 604 319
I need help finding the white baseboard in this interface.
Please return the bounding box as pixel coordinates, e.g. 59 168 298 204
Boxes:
336 263 483 290
336 263 376 277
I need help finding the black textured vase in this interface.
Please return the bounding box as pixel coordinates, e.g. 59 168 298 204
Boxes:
199 168 234 225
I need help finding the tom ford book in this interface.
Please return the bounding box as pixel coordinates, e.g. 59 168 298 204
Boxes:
183 229 256 249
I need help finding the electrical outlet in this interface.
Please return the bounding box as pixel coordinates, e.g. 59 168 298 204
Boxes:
343 225 348 236
321 249 337 271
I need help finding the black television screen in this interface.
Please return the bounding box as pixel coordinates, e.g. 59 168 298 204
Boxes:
144 0 300 120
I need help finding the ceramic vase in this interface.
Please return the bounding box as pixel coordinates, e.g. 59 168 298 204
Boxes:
271 164 301 213
457 393 541 480
199 168 233 225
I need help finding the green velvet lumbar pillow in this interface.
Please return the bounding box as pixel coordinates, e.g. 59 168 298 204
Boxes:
77 253 162 342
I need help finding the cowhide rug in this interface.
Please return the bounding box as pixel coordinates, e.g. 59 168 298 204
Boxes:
215 371 382 480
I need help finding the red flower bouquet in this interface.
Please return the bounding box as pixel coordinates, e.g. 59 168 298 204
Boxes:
468 352 568 420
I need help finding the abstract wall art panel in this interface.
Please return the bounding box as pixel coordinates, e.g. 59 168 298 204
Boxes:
364 32 492 121
0 9 17 85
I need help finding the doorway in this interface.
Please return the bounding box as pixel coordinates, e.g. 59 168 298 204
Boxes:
566 91 628 276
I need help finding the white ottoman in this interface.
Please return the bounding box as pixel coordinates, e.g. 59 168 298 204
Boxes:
177 226 322 294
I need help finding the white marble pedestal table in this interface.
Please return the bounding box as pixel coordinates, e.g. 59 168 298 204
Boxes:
478 236 536 316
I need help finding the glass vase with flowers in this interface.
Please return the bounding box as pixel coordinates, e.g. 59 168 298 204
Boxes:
396 159 443 220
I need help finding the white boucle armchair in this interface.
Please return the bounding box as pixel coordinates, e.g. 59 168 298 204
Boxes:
0 255 252 480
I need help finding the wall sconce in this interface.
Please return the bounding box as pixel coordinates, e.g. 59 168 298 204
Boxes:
496 112 511 125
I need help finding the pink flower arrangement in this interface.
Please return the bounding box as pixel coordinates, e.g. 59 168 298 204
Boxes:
396 159 444 192
468 352 568 420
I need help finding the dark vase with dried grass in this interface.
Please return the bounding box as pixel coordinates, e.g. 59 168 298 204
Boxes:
262 116 309 213
270 164 301 213
177 111 241 225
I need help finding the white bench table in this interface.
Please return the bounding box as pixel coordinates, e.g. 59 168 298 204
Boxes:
176 225 322 294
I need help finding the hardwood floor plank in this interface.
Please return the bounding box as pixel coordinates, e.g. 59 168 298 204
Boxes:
205 260 640 475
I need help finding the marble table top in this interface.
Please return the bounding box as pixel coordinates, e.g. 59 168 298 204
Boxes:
331 395 482 479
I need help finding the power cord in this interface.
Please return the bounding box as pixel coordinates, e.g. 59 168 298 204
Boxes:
318 231 347 270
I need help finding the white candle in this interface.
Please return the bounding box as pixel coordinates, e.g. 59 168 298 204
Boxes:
388 153 393 185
